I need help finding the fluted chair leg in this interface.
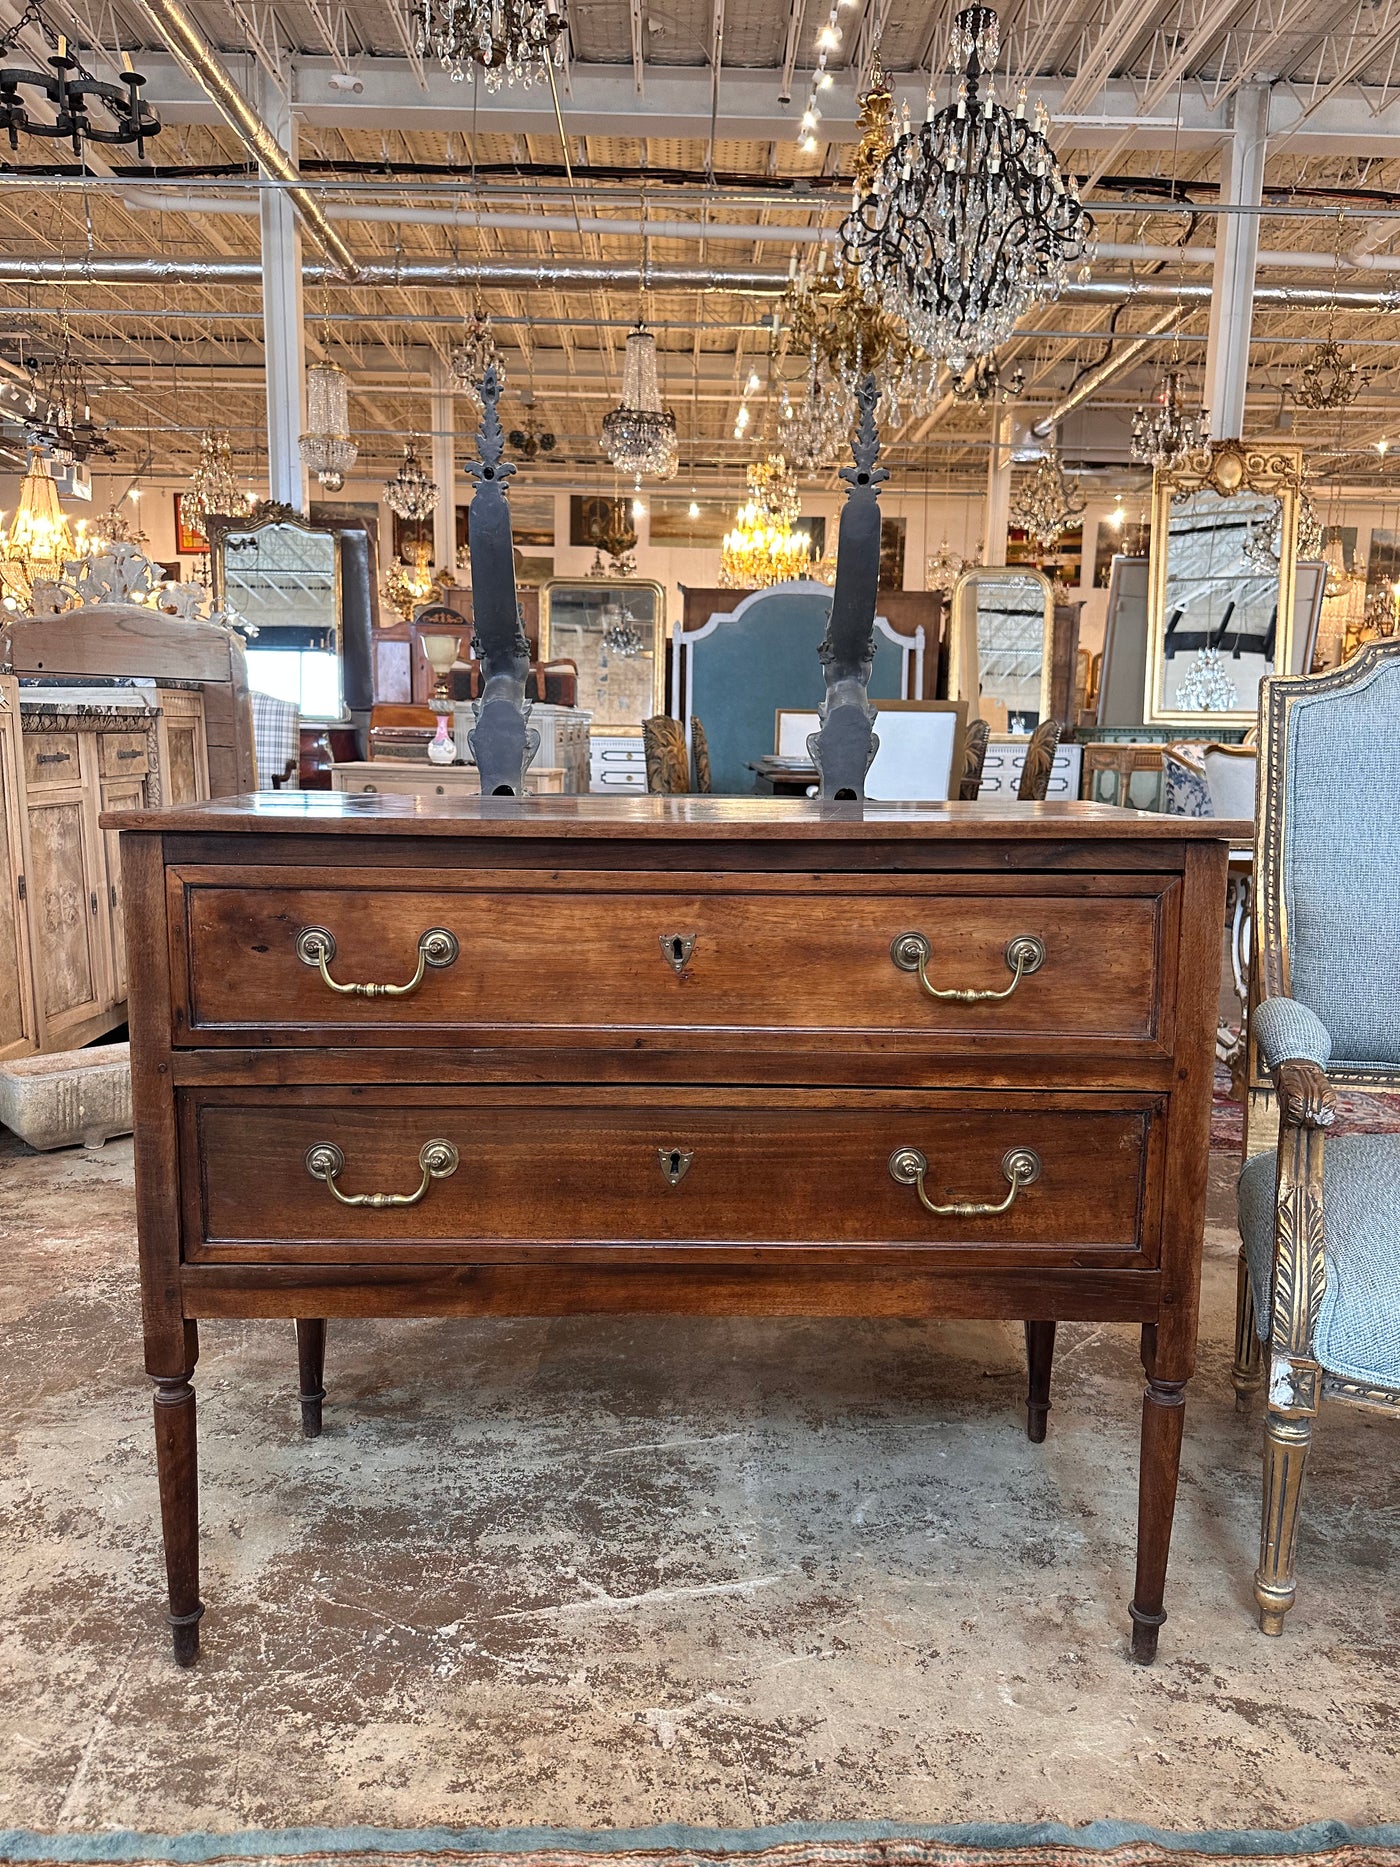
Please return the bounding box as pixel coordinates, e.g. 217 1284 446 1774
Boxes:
1231 1248 1264 1412
1255 1409 1314 1634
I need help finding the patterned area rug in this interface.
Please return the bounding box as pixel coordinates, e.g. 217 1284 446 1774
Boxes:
4 1828 1400 1867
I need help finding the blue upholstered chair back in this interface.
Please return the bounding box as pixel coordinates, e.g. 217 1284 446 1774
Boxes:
1268 646 1400 1065
684 584 907 795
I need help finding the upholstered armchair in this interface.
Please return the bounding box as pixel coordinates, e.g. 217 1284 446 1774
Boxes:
1234 640 1400 1634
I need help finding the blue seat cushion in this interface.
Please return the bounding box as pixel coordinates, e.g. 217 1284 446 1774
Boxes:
1239 1133 1400 1389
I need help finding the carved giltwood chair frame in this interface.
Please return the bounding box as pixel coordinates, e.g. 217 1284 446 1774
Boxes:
1232 640 1400 1633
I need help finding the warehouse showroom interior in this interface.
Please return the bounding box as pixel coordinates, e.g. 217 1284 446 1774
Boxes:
4 0 1400 1859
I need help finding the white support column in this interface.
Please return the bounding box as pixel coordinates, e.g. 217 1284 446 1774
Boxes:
255 68 307 509
984 407 1014 563
429 353 456 575
1204 83 1267 441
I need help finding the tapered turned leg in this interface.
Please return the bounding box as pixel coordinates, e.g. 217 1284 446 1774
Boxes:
1255 1410 1314 1635
1129 1374 1187 1664
152 1371 203 1666
296 1319 327 1438
1231 1249 1264 1412
1024 1321 1056 1443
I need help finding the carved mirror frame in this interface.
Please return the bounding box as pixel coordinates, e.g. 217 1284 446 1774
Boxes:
948 565 1054 730
1145 439 1302 728
538 577 667 731
205 503 343 639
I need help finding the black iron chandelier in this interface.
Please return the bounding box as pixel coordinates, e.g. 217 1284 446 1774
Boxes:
27 328 118 462
412 0 566 88
840 6 1093 369
0 32 159 157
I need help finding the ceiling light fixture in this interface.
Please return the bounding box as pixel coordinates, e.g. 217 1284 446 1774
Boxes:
299 355 357 490
1131 365 1208 472
383 441 440 521
412 0 566 87
602 324 678 485
840 7 1094 369
185 429 243 541
449 301 506 412
1010 435 1085 550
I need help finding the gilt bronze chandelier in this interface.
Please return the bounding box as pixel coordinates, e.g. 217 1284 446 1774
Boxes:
840 6 1093 368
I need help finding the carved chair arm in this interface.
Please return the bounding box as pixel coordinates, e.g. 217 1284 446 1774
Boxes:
1272 1058 1338 1132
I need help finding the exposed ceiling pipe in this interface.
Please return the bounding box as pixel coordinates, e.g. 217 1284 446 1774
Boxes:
0 254 1396 310
131 0 361 279
1031 308 1188 437
118 189 834 244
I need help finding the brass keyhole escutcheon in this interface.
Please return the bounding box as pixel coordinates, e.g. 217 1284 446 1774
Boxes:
659 932 697 975
658 1146 693 1186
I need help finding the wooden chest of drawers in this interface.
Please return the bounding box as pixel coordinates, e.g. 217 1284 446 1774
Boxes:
111 792 1238 1668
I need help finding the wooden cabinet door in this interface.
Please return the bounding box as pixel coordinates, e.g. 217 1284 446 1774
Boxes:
0 677 38 1059
99 775 145 1001
24 735 111 1046
156 691 210 806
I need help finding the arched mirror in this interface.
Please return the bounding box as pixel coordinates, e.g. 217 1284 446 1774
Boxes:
948 566 1054 733
1146 440 1301 727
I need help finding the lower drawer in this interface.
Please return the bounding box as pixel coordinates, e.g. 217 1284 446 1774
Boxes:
181 1089 1163 1265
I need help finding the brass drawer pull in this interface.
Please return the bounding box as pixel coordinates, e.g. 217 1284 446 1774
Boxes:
295 924 459 998
889 1145 1041 1217
891 931 1045 1003
305 1138 459 1208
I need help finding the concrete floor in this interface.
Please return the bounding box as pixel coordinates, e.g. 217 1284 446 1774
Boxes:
1 1130 1398 1834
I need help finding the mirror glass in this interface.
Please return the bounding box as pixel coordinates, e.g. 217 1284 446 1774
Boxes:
1158 488 1281 716
220 521 342 720
949 567 1053 734
539 580 665 731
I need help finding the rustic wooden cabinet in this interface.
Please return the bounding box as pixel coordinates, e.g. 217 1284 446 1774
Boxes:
113 793 1240 1670
0 678 38 1060
155 689 210 807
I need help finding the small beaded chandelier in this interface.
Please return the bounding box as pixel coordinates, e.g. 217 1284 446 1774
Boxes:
602 325 679 485
1010 436 1085 550
185 429 242 540
413 0 566 87
449 303 506 412
299 358 357 491
1131 367 1208 471
840 7 1094 368
383 442 440 522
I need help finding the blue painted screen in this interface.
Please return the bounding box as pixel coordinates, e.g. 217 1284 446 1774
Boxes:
688 586 905 794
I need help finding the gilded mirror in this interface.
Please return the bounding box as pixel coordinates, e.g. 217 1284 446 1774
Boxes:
538 579 665 731
209 508 343 720
949 566 1054 733
1146 440 1301 727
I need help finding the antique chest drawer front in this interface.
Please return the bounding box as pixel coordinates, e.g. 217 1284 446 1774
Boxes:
98 731 151 778
184 1093 1158 1261
23 731 81 787
173 870 1171 1048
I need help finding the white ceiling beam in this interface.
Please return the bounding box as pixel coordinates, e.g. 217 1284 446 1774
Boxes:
118 55 1400 157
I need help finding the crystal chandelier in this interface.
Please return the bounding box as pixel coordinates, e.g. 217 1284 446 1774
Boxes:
1293 337 1367 411
384 540 438 623
951 353 1025 405
601 599 644 658
583 498 638 578
785 268 939 427
29 329 118 462
449 303 506 412
1010 438 1085 550
925 539 968 595
778 344 848 474
383 442 440 521
841 7 1093 369
602 324 678 484
719 454 814 589
413 0 566 87
1176 644 1240 712
299 357 357 491
185 429 242 541
1131 367 1208 471
1 450 75 597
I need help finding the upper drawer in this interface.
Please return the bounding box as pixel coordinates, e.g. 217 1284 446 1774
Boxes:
98 731 151 778
168 866 1177 1054
23 732 81 787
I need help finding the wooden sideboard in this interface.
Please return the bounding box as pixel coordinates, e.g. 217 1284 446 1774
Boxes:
0 676 210 1057
110 793 1238 1668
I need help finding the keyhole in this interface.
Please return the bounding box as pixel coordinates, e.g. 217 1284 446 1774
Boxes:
668 937 685 965
666 1150 683 1176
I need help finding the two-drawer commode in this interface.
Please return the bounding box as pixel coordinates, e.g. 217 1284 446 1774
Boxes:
110 791 1239 1666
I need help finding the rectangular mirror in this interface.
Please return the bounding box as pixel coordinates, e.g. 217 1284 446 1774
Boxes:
948 566 1054 734
210 512 343 722
1146 441 1301 727
538 579 665 732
